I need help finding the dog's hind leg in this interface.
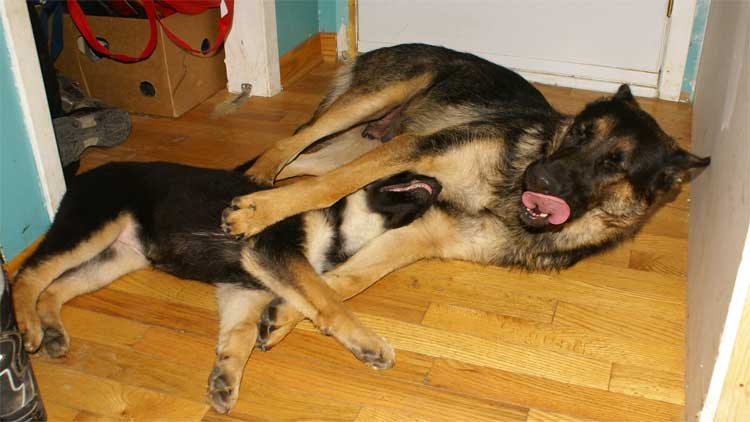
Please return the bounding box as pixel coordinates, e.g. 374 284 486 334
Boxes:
36 223 148 358
276 125 380 180
208 284 273 414
245 73 434 185
241 251 394 369
11 213 134 352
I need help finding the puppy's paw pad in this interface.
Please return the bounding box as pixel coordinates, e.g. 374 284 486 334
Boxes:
255 298 283 351
21 326 44 354
220 208 258 237
352 339 395 370
42 327 69 358
207 367 236 414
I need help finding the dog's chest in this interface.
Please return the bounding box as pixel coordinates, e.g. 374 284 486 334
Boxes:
339 192 386 256
426 142 504 213
302 192 386 274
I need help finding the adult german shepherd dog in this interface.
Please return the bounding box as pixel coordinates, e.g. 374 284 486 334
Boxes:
222 43 710 351
10 162 440 413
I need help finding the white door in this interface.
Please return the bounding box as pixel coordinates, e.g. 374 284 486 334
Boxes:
358 0 671 97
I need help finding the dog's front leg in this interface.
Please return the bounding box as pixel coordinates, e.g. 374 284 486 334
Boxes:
257 212 454 350
222 133 422 238
241 251 397 369
209 285 274 414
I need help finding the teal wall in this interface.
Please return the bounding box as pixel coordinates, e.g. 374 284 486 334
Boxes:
682 0 711 101
276 0 320 56
276 0 347 56
318 0 347 33
0 23 51 261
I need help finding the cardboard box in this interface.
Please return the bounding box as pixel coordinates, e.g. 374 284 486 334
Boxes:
56 10 227 117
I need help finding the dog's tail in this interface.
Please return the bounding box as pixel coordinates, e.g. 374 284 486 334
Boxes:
232 157 258 174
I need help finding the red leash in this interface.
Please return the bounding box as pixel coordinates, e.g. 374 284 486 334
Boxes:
66 0 234 62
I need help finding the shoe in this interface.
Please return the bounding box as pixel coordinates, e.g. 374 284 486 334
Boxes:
0 273 46 421
53 107 131 166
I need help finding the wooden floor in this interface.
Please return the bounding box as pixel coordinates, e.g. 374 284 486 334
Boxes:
29 64 693 421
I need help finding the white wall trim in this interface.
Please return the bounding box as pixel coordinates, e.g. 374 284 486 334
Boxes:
224 0 281 96
699 227 750 421
659 0 699 100
1 1 65 218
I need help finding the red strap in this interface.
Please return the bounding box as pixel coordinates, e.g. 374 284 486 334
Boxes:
67 0 234 61
66 0 158 62
158 0 234 55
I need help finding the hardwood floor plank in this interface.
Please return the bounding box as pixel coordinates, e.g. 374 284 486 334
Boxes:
526 409 599 422
361 264 559 323
41 401 81 421
52 306 149 350
69 287 219 338
229 379 361 422
428 359 682 422
293 313 612 390
354 407 437 422
393 260 684 323
72 411 129 421
241 351 528 422
422 303 683 373
34 362 209 420
609 364 685 406
553 301 684 347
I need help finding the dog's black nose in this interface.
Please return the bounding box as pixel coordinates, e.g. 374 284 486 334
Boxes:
525 161 558 195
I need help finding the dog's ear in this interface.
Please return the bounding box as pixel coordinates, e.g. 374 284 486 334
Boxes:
614 84 639 108
648 147 711 199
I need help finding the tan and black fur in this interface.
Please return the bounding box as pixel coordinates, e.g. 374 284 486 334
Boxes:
10 161 440 413
221 43 711 350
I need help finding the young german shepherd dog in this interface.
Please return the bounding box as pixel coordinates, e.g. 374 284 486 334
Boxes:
10 161 440 413
221 43 711 350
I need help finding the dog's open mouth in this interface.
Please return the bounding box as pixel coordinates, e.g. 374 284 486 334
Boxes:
521 191 571 226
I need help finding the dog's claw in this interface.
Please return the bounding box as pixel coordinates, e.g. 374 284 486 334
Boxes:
351 338 395 370
208 366 237 414
42 327 69 358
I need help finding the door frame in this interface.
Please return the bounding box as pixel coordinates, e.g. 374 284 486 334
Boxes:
659 0 699 101
1 1 65 219
224 0 281 96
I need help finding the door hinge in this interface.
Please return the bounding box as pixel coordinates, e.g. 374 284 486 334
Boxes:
667 0 674 17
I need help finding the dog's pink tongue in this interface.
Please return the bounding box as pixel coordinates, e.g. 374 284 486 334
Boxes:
522 191 571 225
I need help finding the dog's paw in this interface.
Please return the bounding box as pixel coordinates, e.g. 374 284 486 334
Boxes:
255 297 280 351
244 164 278 187
12 287 44 352
246 173 275 188
221 206 254 238
207 366 238 414
351 336 395 370
17 313 43 353
255 298 304 351
41 326 70 358
221 193 282 238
